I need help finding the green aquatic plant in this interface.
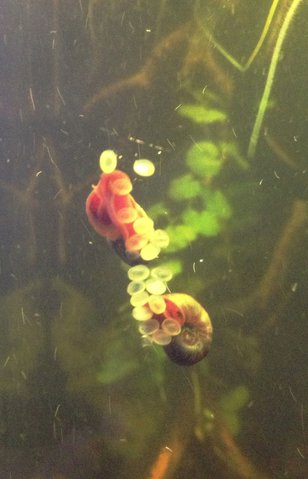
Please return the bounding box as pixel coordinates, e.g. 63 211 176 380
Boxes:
219 385 250 435
178 104 227 124
196 0 280 73
247 0 302 158
149 90 246 258
196 0 302 158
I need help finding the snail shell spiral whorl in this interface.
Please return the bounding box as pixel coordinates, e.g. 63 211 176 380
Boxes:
163 294 213 366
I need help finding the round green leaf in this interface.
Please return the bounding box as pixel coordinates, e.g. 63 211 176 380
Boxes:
186 142 222 177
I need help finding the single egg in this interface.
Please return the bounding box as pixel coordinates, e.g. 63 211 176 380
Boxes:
133 217 154 235
130 290 150 307
110 178 132 195
125 234 149 253
116 207 138 224
148 295 166 314
145 278 167 295
151 329 172 345
128 264 150 281
161 318 181 336
127 281 145 296
150 229 170 249
138 319 160 335
133 159 155 177
99 150 118 173
140 242 160 261
151 266 173 282
132 305 153 321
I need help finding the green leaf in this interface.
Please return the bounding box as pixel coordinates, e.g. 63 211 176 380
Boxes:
158 259 183 276
178 104 227 124
198 211 221 236
97 356 138 385
219 385 250 435
147 202 169 221
220 141 249 170
168 174 201 201
182 208 221 236
206 190 232 219
220 385 250 412
223 412 241 435
186 142 222 177
165 224 197 252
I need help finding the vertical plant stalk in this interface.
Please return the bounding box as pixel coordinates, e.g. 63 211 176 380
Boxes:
248 0 302 159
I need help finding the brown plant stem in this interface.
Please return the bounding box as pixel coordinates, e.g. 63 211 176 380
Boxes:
256 199 308 308
219 199 308 316
265 134 300 170
213 421 271 479
146 371 271 479
84 25 190 112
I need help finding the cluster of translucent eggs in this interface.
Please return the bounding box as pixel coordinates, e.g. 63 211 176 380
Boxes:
99 150 169 262
127 264 182 346
126 217 169 262
99 150 180 345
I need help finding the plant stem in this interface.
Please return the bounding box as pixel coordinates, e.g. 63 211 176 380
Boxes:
248 0 302 159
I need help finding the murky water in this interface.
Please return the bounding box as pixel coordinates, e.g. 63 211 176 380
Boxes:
0 1 307 478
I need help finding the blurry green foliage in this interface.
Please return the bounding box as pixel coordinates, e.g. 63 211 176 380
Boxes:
165 224 197 252
222 330 262 375
186 141 222 177
147 201 169 220
168 174 202 201
0 282 44 395
219 385 250 435
158 259 183 276
220 141 249 170
178 104 227 124
97 340 139 385
182 208 220 236
148 88 248 265
206 190 232 219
